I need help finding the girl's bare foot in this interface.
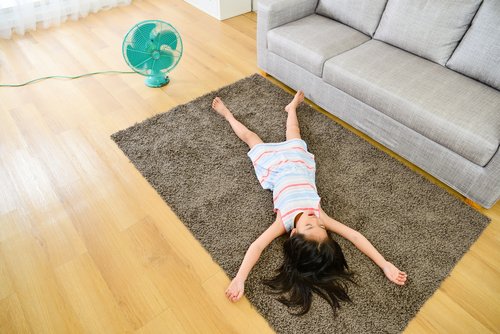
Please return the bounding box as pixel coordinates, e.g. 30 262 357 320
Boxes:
212 97 232 118
285 90 304 113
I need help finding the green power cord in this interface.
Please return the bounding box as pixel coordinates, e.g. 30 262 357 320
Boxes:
0 70 136 87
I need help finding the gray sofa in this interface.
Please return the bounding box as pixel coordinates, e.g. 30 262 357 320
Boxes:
257 0 500 208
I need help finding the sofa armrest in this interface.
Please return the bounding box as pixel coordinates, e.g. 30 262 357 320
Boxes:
258 0 318 29
257 0 318 70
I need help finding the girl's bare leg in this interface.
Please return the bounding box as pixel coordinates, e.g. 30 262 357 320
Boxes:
284 90 304 141
212 97 264 149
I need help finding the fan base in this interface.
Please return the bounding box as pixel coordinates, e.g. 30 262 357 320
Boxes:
145 75 170 88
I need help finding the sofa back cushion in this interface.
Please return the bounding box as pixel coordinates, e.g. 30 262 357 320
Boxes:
446 0 500 91
315 0 387 36
373 0 482 66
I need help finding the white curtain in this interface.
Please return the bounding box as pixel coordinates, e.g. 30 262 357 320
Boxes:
0 0 132 39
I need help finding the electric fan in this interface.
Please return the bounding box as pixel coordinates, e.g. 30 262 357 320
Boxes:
123 20 183 88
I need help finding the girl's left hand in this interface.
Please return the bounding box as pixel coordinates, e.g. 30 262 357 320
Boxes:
383 261 407 285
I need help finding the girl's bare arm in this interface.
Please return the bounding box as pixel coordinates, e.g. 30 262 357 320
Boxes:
319 207 407 285
235 218 285 280
226 216 286 302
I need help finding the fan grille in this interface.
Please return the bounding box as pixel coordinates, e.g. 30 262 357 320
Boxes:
122 20 183 76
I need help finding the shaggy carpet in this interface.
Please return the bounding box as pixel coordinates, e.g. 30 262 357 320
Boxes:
111 74 490 333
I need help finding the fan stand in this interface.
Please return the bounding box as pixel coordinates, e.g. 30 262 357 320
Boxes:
145 75 170 88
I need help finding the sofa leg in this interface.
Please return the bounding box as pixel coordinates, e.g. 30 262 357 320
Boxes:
464 198 482 210
259 70 268 77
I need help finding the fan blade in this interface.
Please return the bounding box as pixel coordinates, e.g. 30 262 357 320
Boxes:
130 22 156 51
153 30 178 50
152 50 175 72
126 45 154 71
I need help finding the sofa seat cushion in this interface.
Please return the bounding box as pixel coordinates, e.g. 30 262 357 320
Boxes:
446 0 500 91
323 40 500 166
267 14 370 77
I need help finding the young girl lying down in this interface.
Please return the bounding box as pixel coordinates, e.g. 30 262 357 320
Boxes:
211 91 407 315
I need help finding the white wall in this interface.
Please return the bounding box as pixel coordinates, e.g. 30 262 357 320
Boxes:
184 0 252 20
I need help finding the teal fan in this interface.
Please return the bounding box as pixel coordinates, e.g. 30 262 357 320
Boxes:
123 20 183 88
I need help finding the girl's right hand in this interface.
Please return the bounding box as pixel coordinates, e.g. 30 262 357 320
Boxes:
225 276 245 302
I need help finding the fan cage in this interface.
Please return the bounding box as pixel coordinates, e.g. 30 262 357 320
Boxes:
122 19 183 76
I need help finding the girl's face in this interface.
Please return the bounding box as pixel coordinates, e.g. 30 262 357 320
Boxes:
291 209 327 241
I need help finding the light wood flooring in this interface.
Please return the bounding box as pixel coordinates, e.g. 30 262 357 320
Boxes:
0 0 498 333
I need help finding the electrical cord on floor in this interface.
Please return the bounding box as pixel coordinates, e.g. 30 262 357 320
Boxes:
0 70 136 87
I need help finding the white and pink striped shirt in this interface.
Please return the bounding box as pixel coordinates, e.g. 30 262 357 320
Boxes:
247 138 321 232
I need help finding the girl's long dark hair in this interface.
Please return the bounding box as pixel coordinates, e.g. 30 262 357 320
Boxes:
262 232 355 316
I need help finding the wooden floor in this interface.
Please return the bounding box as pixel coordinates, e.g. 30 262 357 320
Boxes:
0 1 498 333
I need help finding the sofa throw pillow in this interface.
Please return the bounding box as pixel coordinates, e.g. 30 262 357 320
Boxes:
446 0 500 91
373 0 482 66
315 0 387 36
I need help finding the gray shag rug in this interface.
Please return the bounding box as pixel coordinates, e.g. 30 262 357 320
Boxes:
111 74 490 333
